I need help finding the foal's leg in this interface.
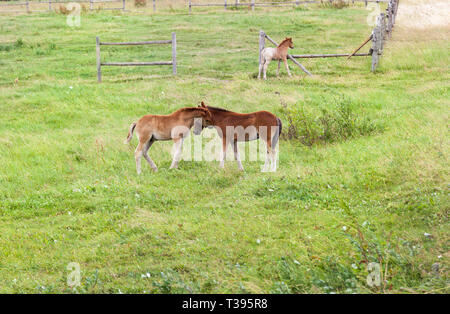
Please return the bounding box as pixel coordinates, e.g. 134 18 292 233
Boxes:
258 59 263 80
261 138 273 172
135 142 144 175
276 60 281 77
232 139 244 171
263 59 270 80
220 138 228 169
270 147 277 172
170 138 184 169
143 138 158 172
283 58 292 77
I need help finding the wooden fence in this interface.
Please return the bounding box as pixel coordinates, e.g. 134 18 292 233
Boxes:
258 0 399 74
188 0 388 13
369 0 399 71
96 32 177 82
0 0 125 14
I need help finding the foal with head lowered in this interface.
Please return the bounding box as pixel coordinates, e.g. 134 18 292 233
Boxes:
198 102 281 172
125 107 212 174
258 37 294 80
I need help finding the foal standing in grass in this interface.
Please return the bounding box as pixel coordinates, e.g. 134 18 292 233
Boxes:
125 107 212 174
198 102 282 172
258 37 294 80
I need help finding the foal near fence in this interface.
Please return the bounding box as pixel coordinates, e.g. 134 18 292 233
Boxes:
258 37 294 80
198 102 282 172
125 107 212 174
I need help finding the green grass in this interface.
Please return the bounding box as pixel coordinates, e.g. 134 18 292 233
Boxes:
0 5 448 293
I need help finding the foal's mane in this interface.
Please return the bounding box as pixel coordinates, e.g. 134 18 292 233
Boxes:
206 106 231 113
277 38 291 48
178 107 206 113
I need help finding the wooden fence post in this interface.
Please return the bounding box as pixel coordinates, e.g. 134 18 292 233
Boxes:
259 30 265 68
189 0 192 13
48 0 52 11
251 0 255 11
394 0 399 19
380 13 386 44
26 0 29 13
153 0 156 12
392 0 398 27
386 0 392 37
172 32 177 75
377 14 383 53
96 36 102 82
90 0 93 10
224 0 227 10
122 0 126 11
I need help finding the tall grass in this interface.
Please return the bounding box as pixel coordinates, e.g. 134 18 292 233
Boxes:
280 96 384 146
0 6 448 293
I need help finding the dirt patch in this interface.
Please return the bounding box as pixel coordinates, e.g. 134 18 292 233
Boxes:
394 0 450 41
396 0 449 30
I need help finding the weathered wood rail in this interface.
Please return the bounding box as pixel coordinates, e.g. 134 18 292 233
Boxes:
188 0 388 13
0 0 126 13
258 0 399 75
96 33 177 82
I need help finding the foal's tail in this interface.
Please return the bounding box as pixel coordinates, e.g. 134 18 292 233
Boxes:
124 122 137 144
272 117 282 149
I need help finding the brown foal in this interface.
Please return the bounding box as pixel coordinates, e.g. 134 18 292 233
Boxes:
258 37 294 80
198 102 282 172
125 107 212 174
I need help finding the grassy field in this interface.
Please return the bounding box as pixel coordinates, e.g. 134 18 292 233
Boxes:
0 2 448 293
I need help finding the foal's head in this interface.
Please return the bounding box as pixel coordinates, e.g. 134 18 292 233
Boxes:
193 103 213 135
279 37 294 50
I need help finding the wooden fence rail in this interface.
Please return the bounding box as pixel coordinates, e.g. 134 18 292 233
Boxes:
96 32 177 82
188 0 389 13
0 0 125 13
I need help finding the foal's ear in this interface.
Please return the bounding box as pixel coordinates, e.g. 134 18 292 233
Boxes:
200 101 206 108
